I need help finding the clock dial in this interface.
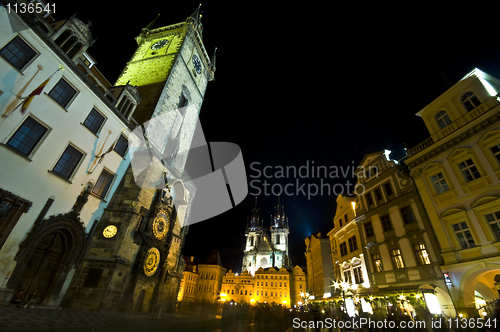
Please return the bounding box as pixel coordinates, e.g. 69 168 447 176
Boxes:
151 39 168 50
102 225 117 238
192 54 202 74
153 212 170 240
143 247 160 276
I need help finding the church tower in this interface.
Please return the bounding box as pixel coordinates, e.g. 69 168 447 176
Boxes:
61 7 216 313
270 196 289 257
241 197 290 275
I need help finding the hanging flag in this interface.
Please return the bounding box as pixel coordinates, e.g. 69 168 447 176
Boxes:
95 129 125 164
96 137 118 163
20 77 50 113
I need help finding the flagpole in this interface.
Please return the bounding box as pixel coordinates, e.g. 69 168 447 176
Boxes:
1 65 63 119
87 130 112 174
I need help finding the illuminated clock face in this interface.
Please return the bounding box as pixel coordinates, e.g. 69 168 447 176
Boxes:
151 39 168 50
192 54 202 74
143 247 160 276
153 212 170 240
102 225 117 238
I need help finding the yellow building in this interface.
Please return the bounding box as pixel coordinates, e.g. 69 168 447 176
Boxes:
177 256 198 305
406 68 500 317
193 251 227 303
221 266 306 308
328 195 370 297
305 232 334 299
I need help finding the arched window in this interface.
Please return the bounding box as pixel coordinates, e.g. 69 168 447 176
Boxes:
461 92 481 111
435 110 452 129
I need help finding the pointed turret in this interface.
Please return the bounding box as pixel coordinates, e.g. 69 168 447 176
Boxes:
210 47 217 72
248 197 261 230
143 14 160 31
186 4 202 30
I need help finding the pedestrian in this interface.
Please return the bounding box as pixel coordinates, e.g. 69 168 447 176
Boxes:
8 289 25 307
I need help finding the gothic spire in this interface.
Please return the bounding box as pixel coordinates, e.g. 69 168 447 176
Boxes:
186 4 202 26
144 14 160 31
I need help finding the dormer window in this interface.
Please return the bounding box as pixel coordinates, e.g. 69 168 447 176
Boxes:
461 92 480 111
435 110 452 129
54 30 83 59
116 95 136 119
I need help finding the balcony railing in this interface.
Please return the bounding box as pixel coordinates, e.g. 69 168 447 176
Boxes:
407 98 500 156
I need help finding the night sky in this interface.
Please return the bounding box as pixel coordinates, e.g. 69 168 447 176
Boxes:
55 2 500 270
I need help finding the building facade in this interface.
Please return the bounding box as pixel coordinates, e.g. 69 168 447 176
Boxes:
0 1 140 306
221 265 306 308
406 68 500 317
242 198 290 275
328 195 370 298
177 256 198 305
193 250 227 304
355 151 451 316
304 232 333 299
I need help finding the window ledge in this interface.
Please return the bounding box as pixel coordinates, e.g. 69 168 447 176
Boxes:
80 122 100 138
44 92 69 112
47 170 73 184
90 192 108 203
0 143 33 162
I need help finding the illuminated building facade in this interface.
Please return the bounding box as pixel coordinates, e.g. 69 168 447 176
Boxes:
0 1 139 306
221 265 306 308
193 250 227 304
304 232 334 298
177 256 198 305
328 195 370 296
406 68 500 317
355 151 451 316
242 197 291 275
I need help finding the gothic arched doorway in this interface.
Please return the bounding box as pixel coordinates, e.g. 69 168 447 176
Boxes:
8 212 86 305
19 232 66 302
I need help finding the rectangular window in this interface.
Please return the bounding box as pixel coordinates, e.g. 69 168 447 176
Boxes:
339 218 342 227
391 248 405 269
344 214 348 224
452 221 476 249
490 145 500 164
381 214 392 232
52 144 84 179
114 134 129 157
83 108 105 134
353 266 364 284
49 79 77 108
400 206 416 225
340 242 348 256
430 172 449 194
366 192 374 207
485 211 500 241
343 270 352 284
384 181 394 197
7 116 48 156
92 169 114 199
458 159 481 182
413 242 431 265
372 253 383 272
348 236 358 252
374 187 384 203
0 36 37 71
364 222 374 238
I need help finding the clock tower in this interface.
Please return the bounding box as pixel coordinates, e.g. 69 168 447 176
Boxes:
61 7 216 313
